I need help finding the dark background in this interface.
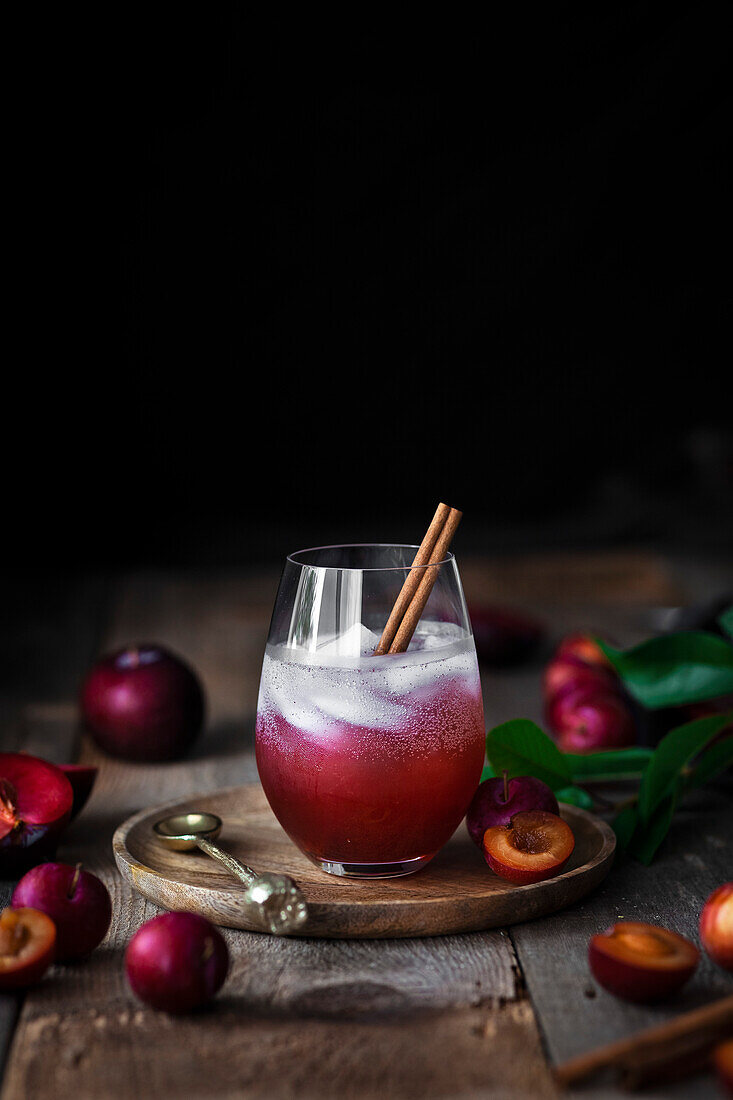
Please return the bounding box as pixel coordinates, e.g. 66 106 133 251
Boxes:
8 5 732 572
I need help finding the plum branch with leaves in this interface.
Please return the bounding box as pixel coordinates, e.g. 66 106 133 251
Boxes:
483 604 733 864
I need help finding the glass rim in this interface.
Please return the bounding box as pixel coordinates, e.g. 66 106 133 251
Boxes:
286 542 455 572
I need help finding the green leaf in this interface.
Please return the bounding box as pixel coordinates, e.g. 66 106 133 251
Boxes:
480 762 498 783
637 713 733 824
565 747 654 781
485 719 571 790
599 632 733 709
629 789 678 865
719 605 733 641
555 785 595 810
682 734 733 793
612 804 639 852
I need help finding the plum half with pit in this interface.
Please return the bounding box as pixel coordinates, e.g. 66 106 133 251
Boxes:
12 862 112 962
0 753 74 873
482 810 575 884
589 922 699 1002
466 773 559 848
125 912 229 1013
81 644 205 762
0 907 56 990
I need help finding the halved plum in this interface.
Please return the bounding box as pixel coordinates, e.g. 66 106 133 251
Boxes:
589 921 699 1003
0 754 74 873
0 907 56 990
482 810 575 885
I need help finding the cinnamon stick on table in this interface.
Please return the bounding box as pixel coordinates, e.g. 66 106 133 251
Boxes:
374 503 462 656
554 993 733 1090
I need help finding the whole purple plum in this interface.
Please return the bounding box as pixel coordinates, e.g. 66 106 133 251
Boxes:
466 774 559 849
12 861 112 961
125 912 229 1013
80 645 205 762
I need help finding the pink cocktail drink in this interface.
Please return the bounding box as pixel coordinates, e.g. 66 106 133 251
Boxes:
256 622 485 876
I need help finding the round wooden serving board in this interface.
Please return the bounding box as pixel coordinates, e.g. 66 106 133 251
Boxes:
113 783 616 939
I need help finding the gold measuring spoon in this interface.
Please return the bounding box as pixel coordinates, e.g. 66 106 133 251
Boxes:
153 811 308 935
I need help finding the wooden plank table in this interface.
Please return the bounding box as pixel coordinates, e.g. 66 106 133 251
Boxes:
1 553 731 1099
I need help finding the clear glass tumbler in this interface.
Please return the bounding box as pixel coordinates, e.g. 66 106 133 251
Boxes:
255 544 485 878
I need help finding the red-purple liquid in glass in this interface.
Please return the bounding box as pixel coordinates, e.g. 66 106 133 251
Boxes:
256 632 484 870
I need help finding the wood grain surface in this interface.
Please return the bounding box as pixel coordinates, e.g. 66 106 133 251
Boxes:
1 554 730 1099
114 783 616 938
0 570 542 1100
510 777 733 1099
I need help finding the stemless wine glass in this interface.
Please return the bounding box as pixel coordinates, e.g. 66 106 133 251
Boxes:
255 544 485 878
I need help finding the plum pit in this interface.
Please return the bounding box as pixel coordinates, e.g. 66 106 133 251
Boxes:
511 815 554 855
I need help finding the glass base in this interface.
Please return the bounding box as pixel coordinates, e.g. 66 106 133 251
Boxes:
308 853 434 878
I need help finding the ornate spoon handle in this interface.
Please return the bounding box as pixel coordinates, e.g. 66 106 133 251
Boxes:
194 837 308 935
195 837 257 885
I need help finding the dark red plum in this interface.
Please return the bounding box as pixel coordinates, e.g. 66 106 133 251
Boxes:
59 764 98 820
81 645 205 762
554 633 612 670
0 754 74 873
699 882 733 971
466 773 559 848
12 862 112 962
469 605 544 666
542 657 616 702
551 692 636 753
125 912 229 1013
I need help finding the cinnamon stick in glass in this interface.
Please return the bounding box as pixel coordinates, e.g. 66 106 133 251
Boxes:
374 503 462 656
373 503 450 656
